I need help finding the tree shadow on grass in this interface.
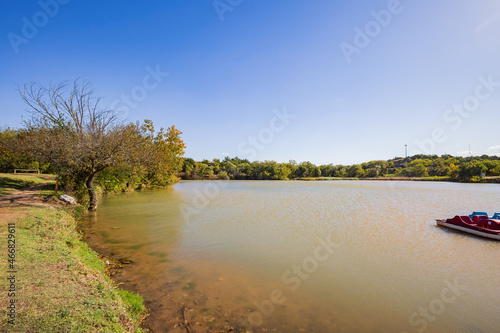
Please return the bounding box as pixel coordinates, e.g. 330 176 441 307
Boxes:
0 176 38 196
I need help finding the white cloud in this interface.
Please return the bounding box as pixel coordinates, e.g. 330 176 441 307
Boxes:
456 150 472 157
475 10 500 33
456 146 500 157
486 145 500 155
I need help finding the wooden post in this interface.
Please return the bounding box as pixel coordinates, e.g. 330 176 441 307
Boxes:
55 175 59 194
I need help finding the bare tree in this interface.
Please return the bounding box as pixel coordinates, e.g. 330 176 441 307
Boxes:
19 79 129 211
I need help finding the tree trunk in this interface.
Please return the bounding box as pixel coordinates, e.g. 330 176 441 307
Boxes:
86 172 98 211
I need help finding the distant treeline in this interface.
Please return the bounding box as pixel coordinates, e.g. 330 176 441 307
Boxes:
181 155 500 182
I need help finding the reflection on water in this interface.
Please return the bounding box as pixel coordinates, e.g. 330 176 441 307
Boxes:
82 181 500 332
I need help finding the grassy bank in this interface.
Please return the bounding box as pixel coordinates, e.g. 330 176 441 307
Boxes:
0 175 147 332
0 173 53 197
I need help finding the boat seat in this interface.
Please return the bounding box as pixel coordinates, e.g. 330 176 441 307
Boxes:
472 215 488 223
469 212 489 219
462 216 477 225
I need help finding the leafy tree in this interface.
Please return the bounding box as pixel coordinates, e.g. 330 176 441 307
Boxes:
238 162 253 179
275 164 292 180
365 166 381 178
0 128 52 172
413 163 429 177
347 165 364 178
458 161 486 181
212 158 221 173
221 161 237 178
320 164 334 177
482 160 500 176
491 162 500 176
448 163 460 179
310 166 321 178
133 121 185 185
294 164 307 178
18 79 185 210
182 158 196 172
197 162 213 179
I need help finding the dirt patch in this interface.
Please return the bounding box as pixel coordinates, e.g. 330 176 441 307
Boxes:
0 180 70 210
0 207 26 224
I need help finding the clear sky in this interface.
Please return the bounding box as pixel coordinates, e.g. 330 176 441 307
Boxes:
1 0 499 165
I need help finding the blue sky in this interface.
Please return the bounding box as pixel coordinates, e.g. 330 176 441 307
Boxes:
1 0 499 165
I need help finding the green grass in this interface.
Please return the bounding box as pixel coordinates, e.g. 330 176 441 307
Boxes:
35 181 60 199
116 290 145 319
419 176 450 181
0 172 63 200
0 205 147 332
0 173 54 196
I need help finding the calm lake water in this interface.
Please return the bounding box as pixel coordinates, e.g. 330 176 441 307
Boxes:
82 181 500 332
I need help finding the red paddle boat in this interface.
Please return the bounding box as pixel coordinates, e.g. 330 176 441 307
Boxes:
436 214 500 240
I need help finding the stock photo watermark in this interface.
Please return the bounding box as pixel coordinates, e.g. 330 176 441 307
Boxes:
109 64 169 119
237 237 340 331
178 180 229 222
179 106 295 223
401 278 466 333
237 107 296 160
8 0 71 54
340 0 409 64
6 222 17 325
412 75 499 155
213 0 244 21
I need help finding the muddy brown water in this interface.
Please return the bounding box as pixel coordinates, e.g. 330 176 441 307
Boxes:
81 180 500 332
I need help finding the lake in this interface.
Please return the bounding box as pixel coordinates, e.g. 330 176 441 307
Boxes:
82 180 500 332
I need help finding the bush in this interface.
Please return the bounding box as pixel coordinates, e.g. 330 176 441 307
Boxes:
458 161 486 182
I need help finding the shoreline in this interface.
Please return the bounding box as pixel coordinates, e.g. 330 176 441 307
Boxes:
78 179 500 333
2 173 497 331
80 188 251 332
180 176 500 183
0 174 147 332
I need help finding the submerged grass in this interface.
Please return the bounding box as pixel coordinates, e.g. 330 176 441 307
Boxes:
0 205 147 332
